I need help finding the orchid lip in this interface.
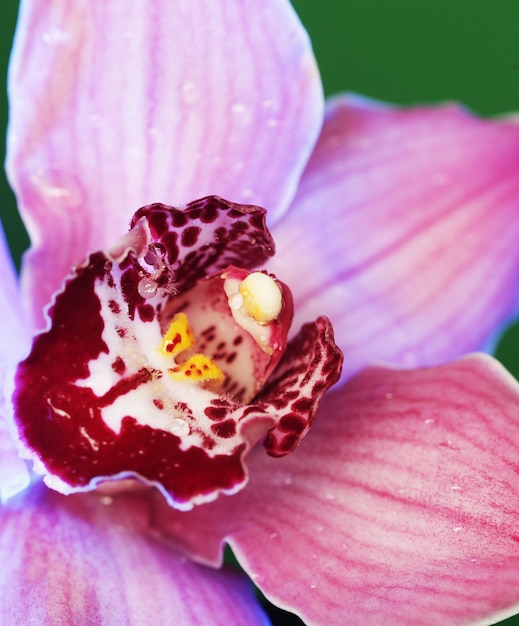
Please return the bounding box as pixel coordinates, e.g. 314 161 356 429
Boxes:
12 196 343 510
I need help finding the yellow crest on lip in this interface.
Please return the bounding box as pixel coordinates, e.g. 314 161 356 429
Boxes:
160 312 195 356
169 353 225 383
160 312 225 384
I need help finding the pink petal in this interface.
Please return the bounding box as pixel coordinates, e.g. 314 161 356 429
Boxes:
0 485 267 625
0 224 31 501
7 0 323 331
151 354 519 625
269 96 519 380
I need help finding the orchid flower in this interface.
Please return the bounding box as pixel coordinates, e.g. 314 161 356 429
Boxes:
1 1 519 625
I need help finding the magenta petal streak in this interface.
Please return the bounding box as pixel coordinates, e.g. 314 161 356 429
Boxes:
7 0 323 331
151 354 519 626
270 97 519 380
0 486 268 625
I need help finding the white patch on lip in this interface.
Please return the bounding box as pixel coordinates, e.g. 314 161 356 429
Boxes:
73 273 253 457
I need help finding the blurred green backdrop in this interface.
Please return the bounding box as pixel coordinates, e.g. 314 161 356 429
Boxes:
1 2 518 625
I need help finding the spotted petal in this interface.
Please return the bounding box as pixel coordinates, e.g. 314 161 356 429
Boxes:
7 0 323 331
269 96 519 380
150 354 519 625
0 485 268 625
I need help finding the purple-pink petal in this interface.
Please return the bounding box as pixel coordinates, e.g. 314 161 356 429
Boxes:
0 485 268 625
269 96 519 380
150 354 519 625
0 224 31 501
7 0 323 331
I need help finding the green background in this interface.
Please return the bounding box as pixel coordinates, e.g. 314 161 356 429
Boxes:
0 2 518 625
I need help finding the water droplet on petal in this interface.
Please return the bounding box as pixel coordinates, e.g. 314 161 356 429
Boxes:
231 103 253 127
181 82 198 104
169 418 190 437
453 526 463 533
43 28 69 45
138 277 158 299
29 169 84 210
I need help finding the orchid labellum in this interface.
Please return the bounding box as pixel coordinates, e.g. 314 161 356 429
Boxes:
2 1 519 625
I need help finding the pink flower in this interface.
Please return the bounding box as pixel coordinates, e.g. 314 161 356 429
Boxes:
2 1 519 624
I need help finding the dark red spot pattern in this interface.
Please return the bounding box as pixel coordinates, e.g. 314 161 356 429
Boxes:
13 196 343 509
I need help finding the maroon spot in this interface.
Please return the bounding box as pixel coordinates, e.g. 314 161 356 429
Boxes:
232 335 243 346
279 433 299 453
163 231 180 265
211 420 236 438
108 300 121 314
200 202 218 223
148 209 169 235
111 357 126 375
279 414 306 434
181 226 201 247
204 406 228 421
116 327 127 338
292 397 313 412
153 398 164 410
201 325 216 336
231 221 248 233
312 380 327 395
217 341 226 350
226 352 237 364
170 209 188 228
138 303 155 322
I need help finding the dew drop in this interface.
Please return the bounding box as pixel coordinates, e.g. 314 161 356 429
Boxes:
138 277 158 299
181 82 198 104
453 526 463 533
43 28 69 44
231 103 253 127
29 169 84 209
169 418 190 437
